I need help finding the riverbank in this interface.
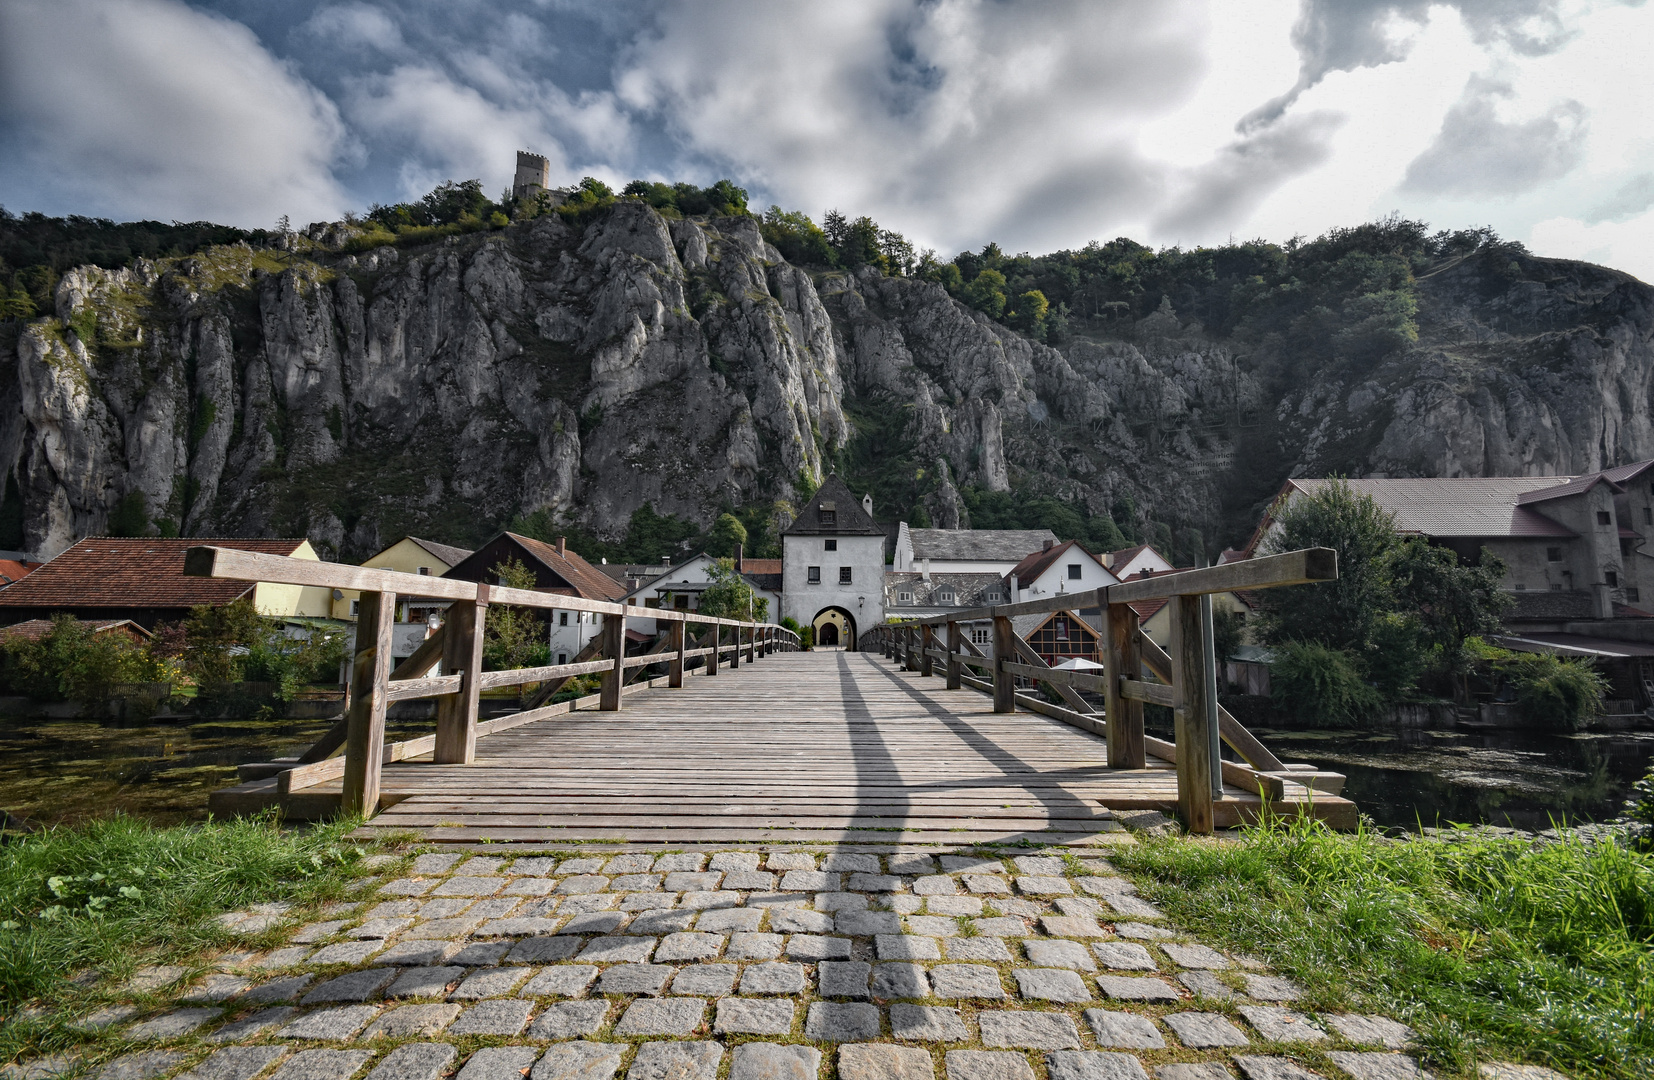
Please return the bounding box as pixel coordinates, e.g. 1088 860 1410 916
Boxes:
1 817 1644 1080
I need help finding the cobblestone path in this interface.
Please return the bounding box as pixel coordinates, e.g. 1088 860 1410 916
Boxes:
11 848 1560 1080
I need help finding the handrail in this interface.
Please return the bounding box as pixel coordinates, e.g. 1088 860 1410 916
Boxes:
870 547 1338 835
186 546 798 815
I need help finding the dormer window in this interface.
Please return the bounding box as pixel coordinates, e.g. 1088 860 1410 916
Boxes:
938 590 955 604
899 591 914 603
819 502 837 526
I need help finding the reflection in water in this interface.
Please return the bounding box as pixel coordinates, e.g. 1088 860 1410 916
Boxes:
1254 726 1654 830
0 713 433 826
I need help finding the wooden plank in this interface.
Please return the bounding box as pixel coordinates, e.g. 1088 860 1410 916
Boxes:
1119 680 1175 706
946 620 962 691
187 546 476 600
478 659 613 690
669 620 685 688
1170 595 1215 834
385 674 464 701
1105 547 1337 604
1103 603 1146 771
435 589 486 763
992 616 1014 713
599 611 625 710
341 589 394 816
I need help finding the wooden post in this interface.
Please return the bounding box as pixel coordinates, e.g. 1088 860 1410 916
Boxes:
1103 602 1147 769
669 619 685 688
342 589 395 817
599 611 625 711
730 623 741 668
992 615 1015 714
946 620 961 690
907 627 921 672
920 624 935 677
1170 595 1215 834
708 623 720 675
434 583 487 764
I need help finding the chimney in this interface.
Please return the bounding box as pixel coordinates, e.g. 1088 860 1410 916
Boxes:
1043 538 1055 551
555 535 566 557
862 493 873 517
921 558 931 583
733 542 744 571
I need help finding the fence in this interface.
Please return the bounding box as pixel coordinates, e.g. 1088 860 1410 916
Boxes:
868 548 1340 834
185 546 797 816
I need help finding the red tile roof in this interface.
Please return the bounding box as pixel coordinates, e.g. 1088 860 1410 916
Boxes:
739 558 782 576
508 533 628 602
0 617 151 641
1008 540 1106 587
0 537 308 613
0 559 38 585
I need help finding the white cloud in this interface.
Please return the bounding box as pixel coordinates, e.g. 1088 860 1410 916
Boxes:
1530 210 1654 284
1401 75 1587 196
0 0 348 227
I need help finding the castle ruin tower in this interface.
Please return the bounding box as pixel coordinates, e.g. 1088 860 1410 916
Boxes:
513 151 551 200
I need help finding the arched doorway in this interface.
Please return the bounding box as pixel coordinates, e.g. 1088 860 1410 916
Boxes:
812 607 857 651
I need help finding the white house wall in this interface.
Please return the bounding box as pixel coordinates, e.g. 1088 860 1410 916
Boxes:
782 534 885 639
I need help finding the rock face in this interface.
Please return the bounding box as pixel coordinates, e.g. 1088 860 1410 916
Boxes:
3 203 1653 561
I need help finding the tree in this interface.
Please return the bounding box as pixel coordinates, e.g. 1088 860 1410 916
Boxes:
1389 537 1511 673
483 558 549 671
697 558 768 622
963 269 1008 319
706 513 748 557
1009 289 1049 333
1256 479 1401 653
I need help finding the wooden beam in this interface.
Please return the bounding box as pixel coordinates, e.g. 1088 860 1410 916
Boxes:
946 621 961 690
1118 680 1176 706
1136 634 1287 773
384 674 464 701
1170 595 1215 835
434 587 486 764
477 658 613 691
1105 547 1337 604
920 624 935 678
1006 632 1096 714
599 611 625 711
1104 602 1147 770
519 638 602 710
708 623 720 675
992 616 1015 714
670 620 685 688
341 589 394 817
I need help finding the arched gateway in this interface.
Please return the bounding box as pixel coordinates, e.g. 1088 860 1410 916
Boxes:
812 606 857 649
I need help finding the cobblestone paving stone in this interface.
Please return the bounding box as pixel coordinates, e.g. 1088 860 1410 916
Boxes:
19 847 1503 1080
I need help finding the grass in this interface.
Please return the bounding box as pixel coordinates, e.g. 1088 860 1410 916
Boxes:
1113 818 1654 1080
0 813 376 1015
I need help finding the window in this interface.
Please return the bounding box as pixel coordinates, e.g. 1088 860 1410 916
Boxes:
557 653 567 664
350 599 360 616
808 566 821 584
985 590 1002 602
1630 588 1642 603
1598 511 1613 525
1067 563 1082 580
1514 583 1526 590
839 567 853 584
938 590 955 604
674 595 689 610
1551 583 1563 591
559 612 569 625
972 628 990 645
1055 617 1069 640
417 566 430 576
824 538 837 551
1547 547 1562 562
1607 570 1619 587
644 597 660 608
899 591 914 603
1646 507 1652 525
819 509 837 526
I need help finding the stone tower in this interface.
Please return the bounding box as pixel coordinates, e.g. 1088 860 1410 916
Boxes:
513 151 550 200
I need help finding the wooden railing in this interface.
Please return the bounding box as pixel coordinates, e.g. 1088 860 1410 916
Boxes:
867 548 1340 834
185 546 797 816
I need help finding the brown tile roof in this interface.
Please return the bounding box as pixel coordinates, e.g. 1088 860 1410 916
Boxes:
406 537 473 567
0 559 38 585
739 558 782 576
0 617 151 641
1008 540 1107 587
508 533 628 601
0 537 308 613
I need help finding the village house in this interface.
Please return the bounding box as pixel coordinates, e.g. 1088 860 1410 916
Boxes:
618 548 782 639
442 532 628 665
893 524 1058 574
0 552 40 588
0 537 332 630
1104 543 1175 578
330 536 473 623
781 476 885 648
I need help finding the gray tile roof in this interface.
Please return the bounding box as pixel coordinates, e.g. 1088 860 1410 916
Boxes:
785 475 884 536
885 572 1006 609
407 536 474 567
908 529 1057 562
1506 589 1597 621
1287 478 1578 538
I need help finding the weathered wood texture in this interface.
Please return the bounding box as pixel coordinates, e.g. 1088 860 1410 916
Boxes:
348 650 1354 843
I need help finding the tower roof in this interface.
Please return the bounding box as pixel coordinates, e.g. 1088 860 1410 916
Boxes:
785 475 883 537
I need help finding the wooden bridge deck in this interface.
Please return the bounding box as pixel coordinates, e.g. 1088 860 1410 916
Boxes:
345 650 1354 844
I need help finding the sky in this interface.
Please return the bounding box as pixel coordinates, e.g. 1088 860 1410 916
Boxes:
1 0 1651 280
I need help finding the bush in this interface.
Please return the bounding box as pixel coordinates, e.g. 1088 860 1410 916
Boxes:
1270 640 1381 727
0 616 173 703
1504 652 1607 731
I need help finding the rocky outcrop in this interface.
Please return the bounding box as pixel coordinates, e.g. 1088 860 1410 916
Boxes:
4 204 1654 562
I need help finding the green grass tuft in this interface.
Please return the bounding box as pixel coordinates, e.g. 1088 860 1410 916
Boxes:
1113 817 1654 1080
0 813 372 1009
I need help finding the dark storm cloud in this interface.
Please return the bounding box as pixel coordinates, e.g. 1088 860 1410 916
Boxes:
1240 0 1577 132
1401 76 1586 198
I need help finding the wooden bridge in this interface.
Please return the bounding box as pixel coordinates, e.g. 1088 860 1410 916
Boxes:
198 546 1355 840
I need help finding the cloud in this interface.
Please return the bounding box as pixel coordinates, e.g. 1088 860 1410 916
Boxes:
616 0 1210 254
1153 111 1345 240
1240 0 1576 132
0 0 348 227
1586 173 1654 224
1401 75 1586 197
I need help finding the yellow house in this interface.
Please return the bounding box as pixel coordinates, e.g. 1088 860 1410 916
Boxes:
331 536 474 621
1129 590 1252 651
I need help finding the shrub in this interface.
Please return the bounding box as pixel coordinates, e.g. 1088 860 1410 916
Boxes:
1269 640 1381 727
0 616 173 703
1504 652 1606 731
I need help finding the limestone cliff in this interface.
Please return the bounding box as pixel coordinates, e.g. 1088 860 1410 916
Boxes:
3 202 1652 562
